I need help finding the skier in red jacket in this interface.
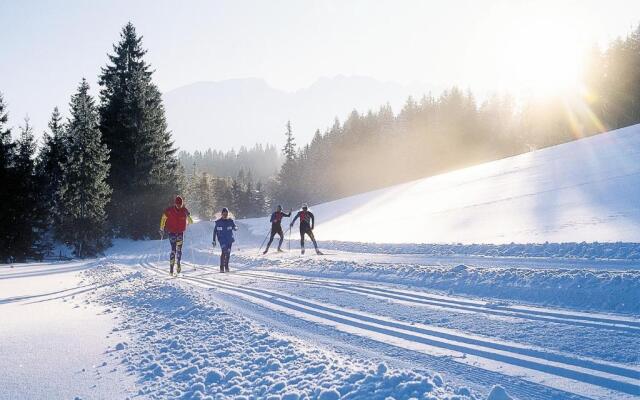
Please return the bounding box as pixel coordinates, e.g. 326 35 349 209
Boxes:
159 196 194 276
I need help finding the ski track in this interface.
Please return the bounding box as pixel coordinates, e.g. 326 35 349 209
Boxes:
136 255 640 400
229 270 640 334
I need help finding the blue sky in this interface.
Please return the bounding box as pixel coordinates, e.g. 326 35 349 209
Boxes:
1 0 639 142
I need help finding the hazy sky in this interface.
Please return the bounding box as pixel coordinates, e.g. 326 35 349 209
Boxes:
1 0 639 144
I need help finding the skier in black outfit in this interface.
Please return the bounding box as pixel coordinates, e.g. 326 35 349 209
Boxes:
290 203 323 255
263 205 291 254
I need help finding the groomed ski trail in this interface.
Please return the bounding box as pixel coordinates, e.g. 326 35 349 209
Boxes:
137 255 640 400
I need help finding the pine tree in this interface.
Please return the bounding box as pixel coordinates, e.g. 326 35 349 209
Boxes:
57 79 112 257
212 177 232 213
282 120 296 161
254 180 267 216
242 176 254 217
229 178 243 217
11 118 48 261
99 23 178 239
36 107 67 225
195 172 215 220
0 94 17 261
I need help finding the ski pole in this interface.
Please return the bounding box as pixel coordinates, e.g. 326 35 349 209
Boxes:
188 230 196 271
157 234 164 266
288 225 292 252
257 229 271 255
204 243 212 268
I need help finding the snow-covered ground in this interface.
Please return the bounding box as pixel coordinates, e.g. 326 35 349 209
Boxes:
0 261 136 399
3 126 640 399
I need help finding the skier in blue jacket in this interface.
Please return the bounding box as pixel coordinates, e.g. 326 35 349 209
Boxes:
212 207 237 272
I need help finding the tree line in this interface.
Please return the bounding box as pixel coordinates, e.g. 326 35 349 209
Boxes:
183 168 268 220
177 144 278 220
271 25 640 206
0 23 179 261
178 144 281 183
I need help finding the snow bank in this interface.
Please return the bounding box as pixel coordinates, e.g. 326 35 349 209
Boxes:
246 124 640 244
319 241 640 260
235 255 640 314
84 264 473 400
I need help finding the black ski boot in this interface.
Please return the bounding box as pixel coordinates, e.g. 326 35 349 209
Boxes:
277 248 284 253
220 266 225 273
176 263 181 274
301 247 305 255
315 249 323 255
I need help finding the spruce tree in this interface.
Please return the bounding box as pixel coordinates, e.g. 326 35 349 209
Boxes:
212 177 232 213
57 79 112 257
36 107 67 226
195 172 215 220
99 23 178 239
0 94 17 261
282 120 296 161
11 118 48 261
254 180 267 216
229 178 243 217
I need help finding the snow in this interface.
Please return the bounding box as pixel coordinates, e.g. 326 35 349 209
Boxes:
246 124 640 244
234 253 640 313
4 126 640 399
80 263 464 400
0 261 135 399
487 385 513 400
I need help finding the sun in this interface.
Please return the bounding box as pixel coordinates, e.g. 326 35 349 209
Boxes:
503 25 586 96
475 7 592 98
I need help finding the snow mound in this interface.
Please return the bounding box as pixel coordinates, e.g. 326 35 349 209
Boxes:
320 241 640 260
486 385 513 400
238 254 640 313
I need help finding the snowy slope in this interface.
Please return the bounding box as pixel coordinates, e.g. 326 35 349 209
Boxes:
249 124 640 244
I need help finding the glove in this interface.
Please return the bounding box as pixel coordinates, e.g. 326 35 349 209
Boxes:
212 241 216 247
159 229 164 239
289 222 294 228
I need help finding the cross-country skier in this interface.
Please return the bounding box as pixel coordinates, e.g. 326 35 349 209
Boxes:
263 205 291 254
159 196 194 276
212 207 237 272
290 203 323 255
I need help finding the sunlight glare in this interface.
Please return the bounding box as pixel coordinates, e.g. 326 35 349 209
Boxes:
472 4 593 98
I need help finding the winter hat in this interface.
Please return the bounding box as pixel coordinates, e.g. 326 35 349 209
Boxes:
276 205 283 211
302 203 308 210
175 196 184 207
221 207 229 213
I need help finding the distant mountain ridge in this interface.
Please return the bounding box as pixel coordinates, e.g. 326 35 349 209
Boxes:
162 76 437 152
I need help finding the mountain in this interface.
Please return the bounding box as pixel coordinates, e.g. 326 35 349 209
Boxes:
246 123 640 244
162 76 437 152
